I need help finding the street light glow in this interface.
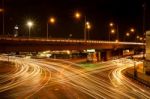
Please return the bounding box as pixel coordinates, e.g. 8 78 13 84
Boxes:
86 21 90 25
109 22 114 27
87 25 91 29
115 39 119 42
27 21 33 27
136 35 140 39
130 28 135 32
111 29 115 34
27 21 33 38
49 17 55 24
126 32 130 36
0 8 4 12
139 37 143 41
86 21 91 29
75 12 81 19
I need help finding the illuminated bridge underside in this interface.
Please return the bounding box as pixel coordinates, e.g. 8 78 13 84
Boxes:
0 38 144 52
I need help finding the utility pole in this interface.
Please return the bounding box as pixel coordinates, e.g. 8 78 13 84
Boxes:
142 3 146 73
84 16 87 41
2 0 5 35
142 3 146 59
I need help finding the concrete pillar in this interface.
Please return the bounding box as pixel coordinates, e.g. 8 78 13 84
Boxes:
96 52 101 62
106 50 112 61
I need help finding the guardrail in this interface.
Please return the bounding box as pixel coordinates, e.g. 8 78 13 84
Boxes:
0 36 145 45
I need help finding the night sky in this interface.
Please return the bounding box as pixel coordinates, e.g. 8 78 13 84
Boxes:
0 0 149 40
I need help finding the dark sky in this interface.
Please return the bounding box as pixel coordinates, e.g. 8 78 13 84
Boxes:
0 0 149 40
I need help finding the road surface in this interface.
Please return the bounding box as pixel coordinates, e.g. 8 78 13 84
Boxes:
0 55 150 99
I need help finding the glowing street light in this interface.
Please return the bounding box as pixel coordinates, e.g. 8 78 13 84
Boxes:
0 8 3 12
74 11 89 41
115 39 119 43
111 29 115 34
139 37 143 41
86 22 91 40
136 35 140 39
109 22 114 27
27 21 33 38
108 22 119 41
75 12 81 19
130 28 135 33
86 21 90 25
47 17 56 39
126 32 130 37
87 24 91 30
49 17 55 24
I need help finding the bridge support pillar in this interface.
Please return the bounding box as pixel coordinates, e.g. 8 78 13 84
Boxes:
101 50 112 61
106 50 112 61
96 52 101 62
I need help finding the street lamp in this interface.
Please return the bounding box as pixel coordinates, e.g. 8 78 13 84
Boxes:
126 32 130 37
111 29 115 34
136 35 139 39
2 0 5 35
0 8 3 12
109 22 119 41
74 11 88 41
27 21 33 38
130 28 135 33
86 22 91 40
140 37 143 41
136 35 140 42
109 22 114 27
47 17 56 39
75 12 81 19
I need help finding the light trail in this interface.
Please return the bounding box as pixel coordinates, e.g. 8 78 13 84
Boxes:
0 55 150 99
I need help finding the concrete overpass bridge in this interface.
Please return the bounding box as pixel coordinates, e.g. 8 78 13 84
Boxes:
0 37 144 52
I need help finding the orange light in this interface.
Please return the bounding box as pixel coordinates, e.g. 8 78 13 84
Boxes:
27 21 33 27
139 37 143 41
136 35 139 39
109 22 114 27
115 39 119 42
0 8 3 12
126 32 130 36
75 12 81 19
87 25 91 29
130 28 135 32
111 29 115 34
49 17 56 24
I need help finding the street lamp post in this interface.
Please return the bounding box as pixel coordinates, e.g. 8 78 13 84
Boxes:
27 21 33 38
47 17 55 39
75 12 90 41
109 22 119 41
133 58 137 78
142 3 146 60
86 22 91 40
2 0 4 35
84 16 87 41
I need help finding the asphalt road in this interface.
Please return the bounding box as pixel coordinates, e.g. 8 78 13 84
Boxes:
0 55 150 99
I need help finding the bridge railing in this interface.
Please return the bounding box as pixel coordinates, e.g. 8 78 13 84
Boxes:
0 36 145 45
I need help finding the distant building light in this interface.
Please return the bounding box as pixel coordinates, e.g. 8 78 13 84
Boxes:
14 25 19 30
87 49 95 53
